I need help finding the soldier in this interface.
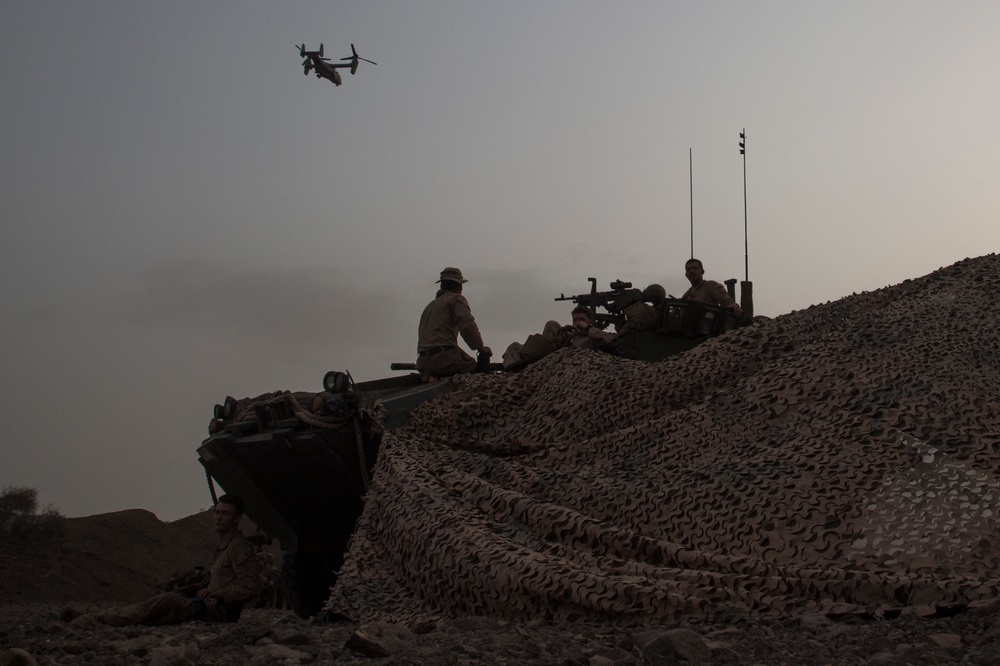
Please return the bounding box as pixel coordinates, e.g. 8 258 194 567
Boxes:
415 267 492 377
502 306 614 369
682 258 743 317
560 306 616 350
97 494 261 626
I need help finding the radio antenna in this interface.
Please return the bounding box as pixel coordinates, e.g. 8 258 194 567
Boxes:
739 130 748 281
689 148 694 258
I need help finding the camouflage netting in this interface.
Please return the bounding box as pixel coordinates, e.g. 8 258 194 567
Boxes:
325 255 1000 625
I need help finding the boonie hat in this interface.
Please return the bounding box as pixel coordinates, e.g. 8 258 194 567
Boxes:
437 267 468 283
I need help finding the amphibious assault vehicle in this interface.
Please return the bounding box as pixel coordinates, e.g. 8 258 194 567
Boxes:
197 278 753 616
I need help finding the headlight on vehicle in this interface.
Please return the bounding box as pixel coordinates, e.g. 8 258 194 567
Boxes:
323 371 350 393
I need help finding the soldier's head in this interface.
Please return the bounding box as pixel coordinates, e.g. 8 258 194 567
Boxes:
214 494 244 534
571 306 592 332
685 258 705 285
437 267 468 293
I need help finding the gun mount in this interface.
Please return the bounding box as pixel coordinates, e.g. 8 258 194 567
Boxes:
555 276 753 361
555 278 662 332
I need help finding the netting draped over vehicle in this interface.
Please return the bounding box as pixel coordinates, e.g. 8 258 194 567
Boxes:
326 255 1000 625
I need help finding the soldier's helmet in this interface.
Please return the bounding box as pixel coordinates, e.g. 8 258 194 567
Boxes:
643 283 667 305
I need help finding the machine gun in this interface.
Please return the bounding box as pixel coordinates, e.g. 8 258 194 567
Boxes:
554 278 662 332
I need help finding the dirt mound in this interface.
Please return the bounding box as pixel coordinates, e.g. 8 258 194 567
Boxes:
0 509 216 603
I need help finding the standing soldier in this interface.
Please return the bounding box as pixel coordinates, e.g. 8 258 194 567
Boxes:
415 267 492 377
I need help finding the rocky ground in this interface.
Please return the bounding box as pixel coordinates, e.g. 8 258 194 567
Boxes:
3 600 1000 665
3 509 999 665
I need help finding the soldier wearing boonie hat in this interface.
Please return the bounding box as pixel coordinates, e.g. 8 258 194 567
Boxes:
415 267 492 377
436 267 468 284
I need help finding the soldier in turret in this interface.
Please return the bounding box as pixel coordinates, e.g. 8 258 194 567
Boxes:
415 267 492 377
682 258 743 317
502 306 614 369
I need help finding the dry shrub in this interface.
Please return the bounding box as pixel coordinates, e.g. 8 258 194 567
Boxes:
0 485 64 547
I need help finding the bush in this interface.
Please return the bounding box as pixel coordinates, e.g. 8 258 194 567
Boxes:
0 485 63 542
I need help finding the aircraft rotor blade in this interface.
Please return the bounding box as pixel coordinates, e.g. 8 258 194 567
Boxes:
348 44 375 66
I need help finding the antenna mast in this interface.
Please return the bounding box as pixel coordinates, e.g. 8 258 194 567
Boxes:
737 128 754 321
739 129 748 281
689 148 694 258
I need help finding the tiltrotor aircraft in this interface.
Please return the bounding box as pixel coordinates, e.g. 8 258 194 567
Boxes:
297 43 376 86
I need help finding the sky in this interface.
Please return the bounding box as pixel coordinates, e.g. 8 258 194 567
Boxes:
2 1 998 521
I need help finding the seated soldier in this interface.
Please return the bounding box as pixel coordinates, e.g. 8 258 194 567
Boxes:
415 267 492 377
503 306 614 370
97 494 261 626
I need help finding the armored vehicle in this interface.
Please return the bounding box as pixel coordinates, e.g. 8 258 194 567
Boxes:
197 278 753 616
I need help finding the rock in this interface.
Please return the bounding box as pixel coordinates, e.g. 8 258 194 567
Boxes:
272 628 310 645
116 634 161 657
926 633 962 649
315 648 337 662
588 645 635 665
196 623 264 650
68 613 102 630
318 625 352 651
448 615 503 632
43 622 66 634
0 648 37 666
58 606 84 623
795 612 848 638
897 644 953 665
796 612 833 632
347 622 416 657
411 619 437 635
147 644 194 665
641 628 711 664
248 644 312 665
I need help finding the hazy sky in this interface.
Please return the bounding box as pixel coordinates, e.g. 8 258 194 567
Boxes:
2 2 998 521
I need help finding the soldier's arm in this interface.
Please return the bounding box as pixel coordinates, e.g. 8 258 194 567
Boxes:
709 282 736 308
709 282 742 315
453 295 487 352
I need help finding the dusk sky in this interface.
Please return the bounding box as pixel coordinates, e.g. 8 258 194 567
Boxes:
2 2 998 521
